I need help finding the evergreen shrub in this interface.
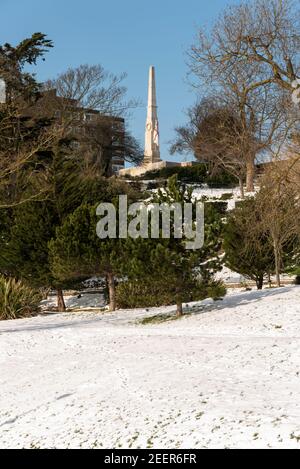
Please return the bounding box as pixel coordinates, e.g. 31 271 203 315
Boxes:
116 279 226 309
0 276 42 320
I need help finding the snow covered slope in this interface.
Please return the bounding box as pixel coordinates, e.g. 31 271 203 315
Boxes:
0 287 299 449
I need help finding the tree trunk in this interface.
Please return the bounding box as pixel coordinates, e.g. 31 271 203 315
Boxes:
176 302 183 317
246 159 255 193
239 178 245 199
268 273 272 288
256 276 264 290
273 240 281 288
57 289 66 312
107 273 116 311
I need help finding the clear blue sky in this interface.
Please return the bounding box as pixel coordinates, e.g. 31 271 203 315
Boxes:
0 0 230 162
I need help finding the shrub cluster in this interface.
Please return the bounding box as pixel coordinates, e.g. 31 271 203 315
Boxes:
116 279 226 309
134 164 238 187
0 276 42 320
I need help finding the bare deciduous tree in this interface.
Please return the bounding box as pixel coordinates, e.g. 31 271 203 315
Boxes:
196 0 300 93
44 65 143 176
187 0 299 192
71 114 143 178
44 64 139 117
256 163 300 286
171 98 248 196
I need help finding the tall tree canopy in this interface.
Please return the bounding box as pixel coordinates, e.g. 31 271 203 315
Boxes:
181 0 299 192
0 32 53 102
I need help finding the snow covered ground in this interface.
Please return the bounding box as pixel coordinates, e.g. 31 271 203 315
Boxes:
40 292 106 311
0 286 299 449
190 185 258 210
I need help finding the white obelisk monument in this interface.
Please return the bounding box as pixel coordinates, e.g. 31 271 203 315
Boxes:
144 66 161 165
118 66 193 177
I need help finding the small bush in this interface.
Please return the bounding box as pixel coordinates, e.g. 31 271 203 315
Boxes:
116 280 174 309
207 172 238 188
220 193 233 201
145 181 161 190
138 313 180 325
140 165 207 182
206 201 228 216
205 281 227 300
137 164 238 187
116 279 226 309
0 276 42 320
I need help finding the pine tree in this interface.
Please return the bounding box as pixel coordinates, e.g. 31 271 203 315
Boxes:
285 240 300 283
0 33 55 208
0 201 72 310
0 33 53 103
1 202 56 285
49 203 124 311
0 136 79 311
121 176 224 316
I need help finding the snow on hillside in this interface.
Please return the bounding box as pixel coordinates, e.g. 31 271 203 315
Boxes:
148 183 257 210
0 286 299 449
192 186 247 210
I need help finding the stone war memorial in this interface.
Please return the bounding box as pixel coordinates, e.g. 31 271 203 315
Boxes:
119 66 195 177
